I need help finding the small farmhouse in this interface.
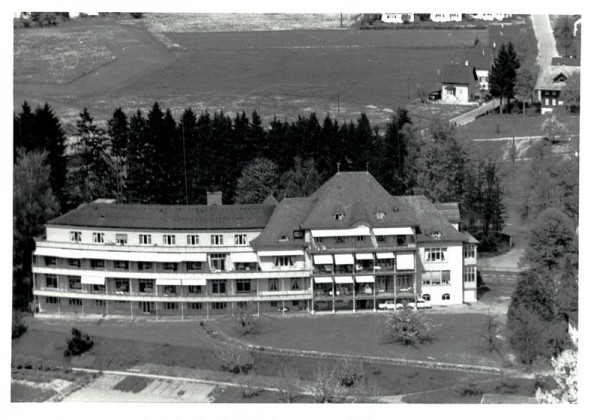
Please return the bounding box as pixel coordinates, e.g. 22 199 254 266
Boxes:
430 14 462 22
535 64 580 114
440 64 475 103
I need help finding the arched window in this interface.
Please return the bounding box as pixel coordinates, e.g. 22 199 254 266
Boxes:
442 293 450 301
422 294 431 301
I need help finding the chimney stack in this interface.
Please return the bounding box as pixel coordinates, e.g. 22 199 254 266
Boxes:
465 60 469 66
207 191 223 206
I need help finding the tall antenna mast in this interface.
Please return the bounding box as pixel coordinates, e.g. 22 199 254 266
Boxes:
182 120 189 205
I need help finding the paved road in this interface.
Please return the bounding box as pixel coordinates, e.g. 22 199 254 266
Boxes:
531 15 558 67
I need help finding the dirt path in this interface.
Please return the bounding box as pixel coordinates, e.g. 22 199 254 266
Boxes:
478 248 525 271
531 15 558 67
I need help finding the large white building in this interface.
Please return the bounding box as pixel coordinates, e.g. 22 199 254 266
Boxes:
31 172 478 318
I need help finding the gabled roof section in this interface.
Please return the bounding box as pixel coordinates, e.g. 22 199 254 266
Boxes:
395 196 466 243
461 48 493 71
48 203 276 230
301 172 417 230
433 202 461 224
441 64 474 86
535 64 580 91
262 194 279 206
250 198 312 249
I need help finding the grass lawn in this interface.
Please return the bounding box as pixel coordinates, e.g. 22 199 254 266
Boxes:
15 18 487 128
457 114 580 140
12 315 502 398
11 382 57 402
209 386 313 403
402 376 537 403
212 312 505 367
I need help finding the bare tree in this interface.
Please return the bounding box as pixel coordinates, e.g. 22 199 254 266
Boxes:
232 303 259 337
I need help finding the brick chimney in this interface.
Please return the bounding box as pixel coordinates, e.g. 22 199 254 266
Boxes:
207 191 222 206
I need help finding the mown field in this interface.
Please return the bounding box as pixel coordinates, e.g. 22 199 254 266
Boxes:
14 15 487 128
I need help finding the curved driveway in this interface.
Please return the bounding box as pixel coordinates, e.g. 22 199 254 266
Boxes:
531 15 558 67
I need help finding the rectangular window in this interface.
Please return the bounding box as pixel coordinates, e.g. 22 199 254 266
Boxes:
270 301 278 308
114 279 130 294
45 257 56 266
70 231 82 243
162 262 178 272
186 261 203 271
552 98 557 106
188 286 202 294
93 284 106 293
209 254 226 271
138 261 153 271
268 279 279 291
163 285 177 295
212 280 226 294
291 278 301 290
315 237 323 244
91 259 105 269
234 234 247 245
68 276 82 290
422 270 451 286
376 236 385 243
114 260 129 270
139 234 152 245
164 302 179 310
425 248 447 262
357 236 364 243
335 236 345 244
68 259 81 268
211 235 224 245
188 302 202 310
236 280 252 293
139 280 154 294
275 256 294 267
396 235 406 246
187 235 200 246
69 298 82 306
163 235 176 245
464 245 476 259
464 266 476 282
45 275 58 288
544 98 550 106
116 234 128 245
94 300 105 307
46 297 59 304
93 232 105 244
293 230 303 239
212 302 227 310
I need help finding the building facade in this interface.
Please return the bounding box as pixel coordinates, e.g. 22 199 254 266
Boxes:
31 172 478 318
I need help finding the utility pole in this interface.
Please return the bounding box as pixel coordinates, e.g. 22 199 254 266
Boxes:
337 87 340 115
340 13 343 28
407 69 410 100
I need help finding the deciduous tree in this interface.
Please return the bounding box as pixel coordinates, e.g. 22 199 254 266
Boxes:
524 208 576 271
279 157 323 198
234 158 279 204
535 349 577 403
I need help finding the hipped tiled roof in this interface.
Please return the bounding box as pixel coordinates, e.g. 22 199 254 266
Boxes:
48 203 276 230
250 198 312 249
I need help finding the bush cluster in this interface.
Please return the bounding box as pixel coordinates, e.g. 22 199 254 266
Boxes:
12 311 27 339
64 328 94 358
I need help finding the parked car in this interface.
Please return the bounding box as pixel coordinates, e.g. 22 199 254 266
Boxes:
378 301 403 310
277 306 289 313
407 298 432 310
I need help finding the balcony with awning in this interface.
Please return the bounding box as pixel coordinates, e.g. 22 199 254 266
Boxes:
231 252 260 272
334 254 354 274
313 254 334 274
375 253 394 272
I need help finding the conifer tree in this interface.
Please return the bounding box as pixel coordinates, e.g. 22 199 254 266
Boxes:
107 108 129 203
489 42 520 112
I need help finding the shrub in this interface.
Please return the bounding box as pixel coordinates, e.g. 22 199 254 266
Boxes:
382 308 435 345
64 328 94 358
12 311 27 339
130 13 143 19
336 359 365 388
232 304 259 337
459 382 483 397
218 344 254 374
311 366 346 403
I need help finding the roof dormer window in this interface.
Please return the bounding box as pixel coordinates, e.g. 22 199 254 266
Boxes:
334 212 345 221
376 211 386 220
279 235 289 242
430 231 442 239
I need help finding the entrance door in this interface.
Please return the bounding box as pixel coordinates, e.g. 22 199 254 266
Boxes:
141 301 155 314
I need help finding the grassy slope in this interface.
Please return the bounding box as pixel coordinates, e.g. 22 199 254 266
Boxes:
213 312 506 367
457 114 580 140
